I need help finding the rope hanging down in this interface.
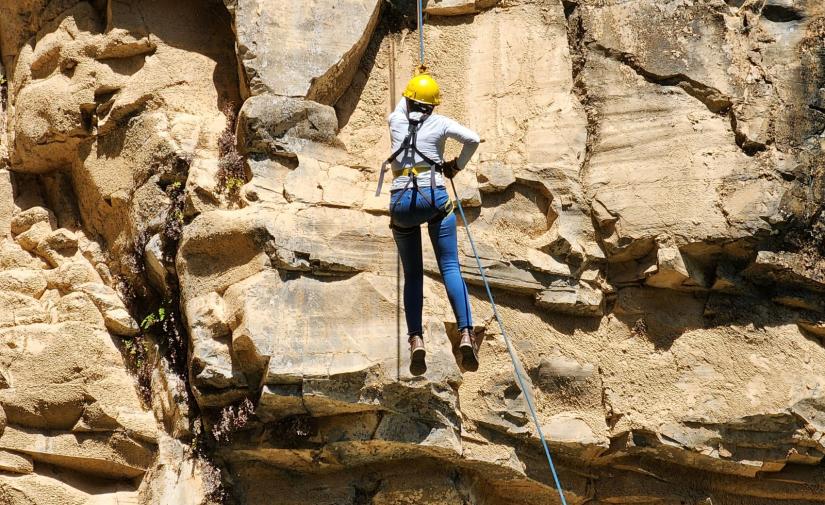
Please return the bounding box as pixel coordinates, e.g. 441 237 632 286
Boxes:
417 0 426 66
449 180 570 505
412 5 569 503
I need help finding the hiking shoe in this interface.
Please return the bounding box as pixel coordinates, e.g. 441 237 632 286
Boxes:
459 327 479 371
409 333 426 376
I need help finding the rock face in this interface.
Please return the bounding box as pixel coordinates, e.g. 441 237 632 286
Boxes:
1 0 824 504
0 174 156 501
225 0 382 104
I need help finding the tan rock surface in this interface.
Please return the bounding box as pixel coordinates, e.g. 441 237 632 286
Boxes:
0 197 158 500
0 0 824 504
425 0 500 16
0 1 238 498
226 0 382 103
179 1 825 503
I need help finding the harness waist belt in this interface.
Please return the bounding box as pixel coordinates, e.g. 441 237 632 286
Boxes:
393 165 433 177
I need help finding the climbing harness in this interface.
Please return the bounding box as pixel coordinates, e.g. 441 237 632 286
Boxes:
375 0 445 219
375 112 438 197
449 180 570 505
377 110 453 229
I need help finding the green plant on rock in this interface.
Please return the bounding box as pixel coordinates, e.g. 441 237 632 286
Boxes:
122 337 142 367
224 176 245 194
119 333 152 404
141 306 167 330
140 298 187 373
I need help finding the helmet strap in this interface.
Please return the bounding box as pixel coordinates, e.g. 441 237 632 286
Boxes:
406 97 435 116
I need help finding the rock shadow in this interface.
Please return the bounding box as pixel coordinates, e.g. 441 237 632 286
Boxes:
334 0 393 130
112 0 241 112
612 285 824 350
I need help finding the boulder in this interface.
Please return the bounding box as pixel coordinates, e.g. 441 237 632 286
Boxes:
230 0 382 104
584 51 769 262
0 384 89 430
535 282 604 317
222 269 462 423
0 450 33 475
77 283 139 336
34 228 79 267
55 291 106 326
236 94 340 159
14 221 52 253
542 413 608 457
645 246 689 289
744 251 825 293
185 292 247 396
0 268 47 298
44 261 99 292
10 207 56 236
477 157 516 193
0 291 48 327
0 240 47 270
0 426 153 479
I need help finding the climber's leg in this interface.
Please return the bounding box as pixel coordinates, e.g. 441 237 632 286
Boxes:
393 223 425 337
391 188 427 340
427 188 472 331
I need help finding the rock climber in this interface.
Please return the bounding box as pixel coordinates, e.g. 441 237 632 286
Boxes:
384 70 481 375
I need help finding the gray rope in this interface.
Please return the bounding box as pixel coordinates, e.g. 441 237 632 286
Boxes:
449 179 570 505
417 0 425 66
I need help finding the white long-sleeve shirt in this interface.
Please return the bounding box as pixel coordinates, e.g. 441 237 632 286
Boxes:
388 99 480 191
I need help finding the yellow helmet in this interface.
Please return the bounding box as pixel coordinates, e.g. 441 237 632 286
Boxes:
402 72 441 106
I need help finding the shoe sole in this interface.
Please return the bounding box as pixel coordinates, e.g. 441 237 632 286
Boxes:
460 344 479 372
411 347 426 361
410 348 427 376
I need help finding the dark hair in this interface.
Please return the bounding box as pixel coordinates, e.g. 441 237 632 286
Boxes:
406 97 435 115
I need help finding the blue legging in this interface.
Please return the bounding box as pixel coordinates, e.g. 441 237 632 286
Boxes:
390 184 473 336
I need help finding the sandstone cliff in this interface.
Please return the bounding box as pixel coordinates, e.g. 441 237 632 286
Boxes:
0 0 824 504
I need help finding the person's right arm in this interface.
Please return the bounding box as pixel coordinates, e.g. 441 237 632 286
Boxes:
443 118 480 170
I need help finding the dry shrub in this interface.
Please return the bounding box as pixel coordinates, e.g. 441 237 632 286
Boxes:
212 398 255 444
162 179 186 262
216 103 246 198
201 457 228 504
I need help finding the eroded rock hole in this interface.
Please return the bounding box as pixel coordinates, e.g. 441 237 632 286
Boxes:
482 183 556 240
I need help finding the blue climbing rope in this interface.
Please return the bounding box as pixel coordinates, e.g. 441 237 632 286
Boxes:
417 0 425 66
449 180 570 505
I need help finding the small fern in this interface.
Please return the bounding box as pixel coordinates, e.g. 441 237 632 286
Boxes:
141 307 167 330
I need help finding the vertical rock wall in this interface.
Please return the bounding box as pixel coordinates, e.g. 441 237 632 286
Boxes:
0 174 158 501
0 0 240 503
0 0 824 504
